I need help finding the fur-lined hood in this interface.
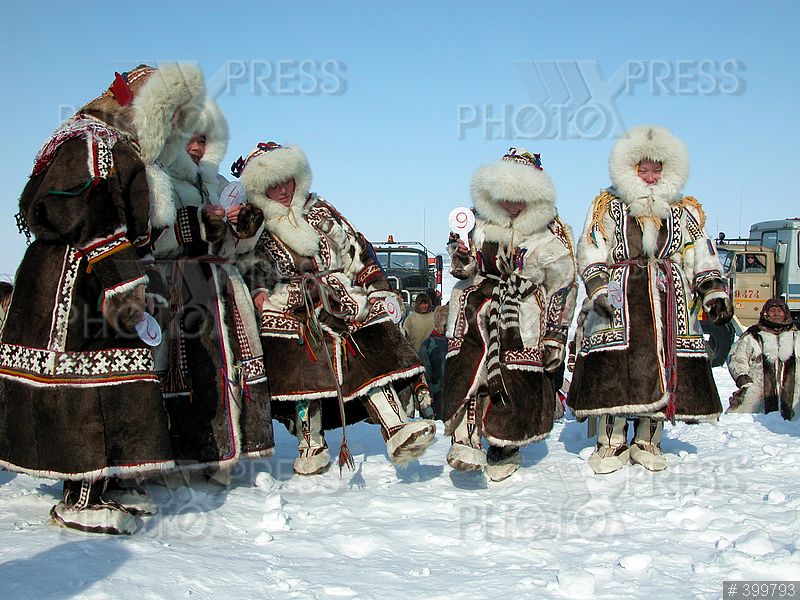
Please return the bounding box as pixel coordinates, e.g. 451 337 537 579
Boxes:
81 63 206 165
130 63 206 166
238 144 319 256
608 124 689 217
167 97 229 185
79 64 206 229
471 150 558 239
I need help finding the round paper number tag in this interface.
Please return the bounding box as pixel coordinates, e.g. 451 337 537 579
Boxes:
219 181 246 210
135 313 162 347
607 282 624 311
448 207 475 242
383 295 403 324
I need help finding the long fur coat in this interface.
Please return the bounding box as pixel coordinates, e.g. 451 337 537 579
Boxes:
238 194 423 430
442 152 578 447
568 125 727 422
152 99 274 466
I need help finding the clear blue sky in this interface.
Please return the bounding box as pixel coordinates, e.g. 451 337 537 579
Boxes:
1 1 798 277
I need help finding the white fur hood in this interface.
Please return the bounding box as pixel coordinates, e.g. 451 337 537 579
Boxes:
238 144 319 256
608 124 689 217
167 97 229 186
131 63 206 166
471 151 558 238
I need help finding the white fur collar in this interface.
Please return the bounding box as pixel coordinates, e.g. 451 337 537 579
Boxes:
240 145 319 256
146 162 177 228
261 194 320 257
761 330 797 364
165 97 229 188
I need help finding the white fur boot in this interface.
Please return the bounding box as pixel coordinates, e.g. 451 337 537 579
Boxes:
485 445 522 481
587 416 630 475
51 480 138 535
446 396 487 471
102 479 158 515
365 385 436 465
629 418 668 472
293 399 331 476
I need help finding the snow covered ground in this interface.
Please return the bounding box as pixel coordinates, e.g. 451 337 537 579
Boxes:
2 278 800 600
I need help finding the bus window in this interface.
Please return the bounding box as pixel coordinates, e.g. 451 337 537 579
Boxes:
761 231 778 249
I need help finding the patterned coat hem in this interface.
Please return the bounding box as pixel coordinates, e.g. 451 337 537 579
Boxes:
0 459 176 482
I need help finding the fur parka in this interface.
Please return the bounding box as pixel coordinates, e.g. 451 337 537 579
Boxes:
0 64 205 480
442 151 578 446
152 99 274 467
235 144 423 430
568 125 726 422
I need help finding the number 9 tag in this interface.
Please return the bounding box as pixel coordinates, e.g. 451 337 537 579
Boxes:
448 207 475 242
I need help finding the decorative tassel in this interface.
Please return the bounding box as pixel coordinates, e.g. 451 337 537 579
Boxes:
303 333 317 362
300 273 356 476
241 377 253 404
665 396 676 424
338 441 355 475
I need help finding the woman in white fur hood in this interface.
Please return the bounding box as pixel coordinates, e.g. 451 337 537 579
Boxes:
568 124 733 475
149 98 274 481
442 148 578 482
233 141 436 476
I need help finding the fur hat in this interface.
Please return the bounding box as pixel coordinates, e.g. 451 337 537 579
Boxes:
471 147 557 236
129 63 206 165
608 124 689 212
82 63 206 164
414 293 432 313
758 297 794 331
167 97 229 184
234 142 318 256
78 64 206 229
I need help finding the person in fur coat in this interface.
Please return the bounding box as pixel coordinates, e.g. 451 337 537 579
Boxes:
0 64 206 534
233 142 436 476
568 124 733 474
728 298 799 419
442 148 577 482
151 98 273 483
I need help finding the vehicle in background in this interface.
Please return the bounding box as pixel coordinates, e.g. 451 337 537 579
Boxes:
702 218 800 366
372 236 443 310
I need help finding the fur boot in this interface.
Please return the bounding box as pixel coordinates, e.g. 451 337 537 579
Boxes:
629 418 667 471
364 385 436 465
293 400 331 476
102 478 157 515
446 396 487 471
50 479 137 535
486 445 521 482
587 416 630 474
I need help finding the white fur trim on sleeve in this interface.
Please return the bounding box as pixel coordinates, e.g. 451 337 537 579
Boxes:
702 290 728 310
